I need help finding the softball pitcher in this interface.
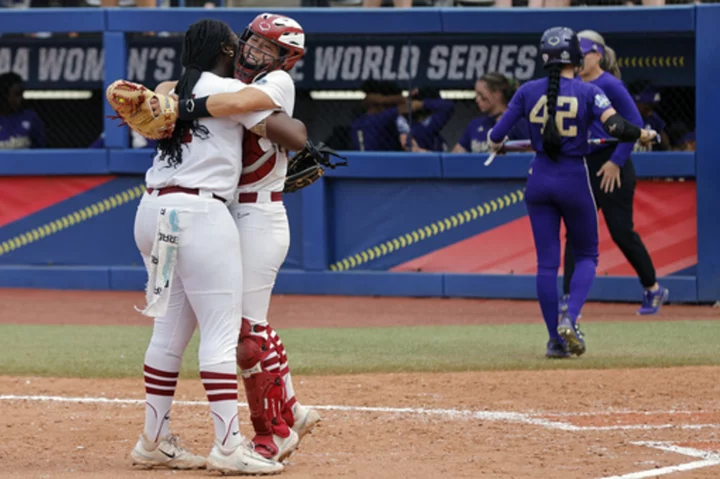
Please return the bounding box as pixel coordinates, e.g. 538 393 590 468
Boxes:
487 27 657 359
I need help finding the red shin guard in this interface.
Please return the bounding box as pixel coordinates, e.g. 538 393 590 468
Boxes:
236 319 291 447
265 325 296 427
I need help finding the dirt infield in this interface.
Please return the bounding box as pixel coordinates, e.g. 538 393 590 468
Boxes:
1 290 719 478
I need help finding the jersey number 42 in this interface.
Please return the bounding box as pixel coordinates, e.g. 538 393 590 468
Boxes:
529 95 579 137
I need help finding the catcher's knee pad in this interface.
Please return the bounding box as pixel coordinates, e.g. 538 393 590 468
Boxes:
237 319 291 438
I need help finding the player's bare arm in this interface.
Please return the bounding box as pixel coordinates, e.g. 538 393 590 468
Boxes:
149 86 277 120
150 83 306 151
179 88 277 120
262 111 307 152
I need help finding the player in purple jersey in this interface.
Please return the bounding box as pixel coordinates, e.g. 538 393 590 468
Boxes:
487 27 657 358
0 72 45 150
560 30 669 317
453 73 529 153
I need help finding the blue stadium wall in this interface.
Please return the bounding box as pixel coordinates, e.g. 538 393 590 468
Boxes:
0 6 718 303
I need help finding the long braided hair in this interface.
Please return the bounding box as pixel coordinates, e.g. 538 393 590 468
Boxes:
157 19 235 168
542 64 563 160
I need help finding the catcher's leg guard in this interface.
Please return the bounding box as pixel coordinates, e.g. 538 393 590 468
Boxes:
265 325 296 428
237 319 293 459
266 325 321 440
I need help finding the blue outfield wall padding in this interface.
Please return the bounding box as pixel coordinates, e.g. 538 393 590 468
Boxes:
0 266 111 290
631 153 696 178
108 149 154 174
274 270 445 297
441 152 696 180
324 152 443 179
0 8 105 34
440 6 695 34
0 7 696 36
110 266 146 291
106 7 443 35
301 180 329 271
0 266 698 303
442 154 534 180
0 150 109 175
695 5 720 302
443 274 698 303
103 150 693 179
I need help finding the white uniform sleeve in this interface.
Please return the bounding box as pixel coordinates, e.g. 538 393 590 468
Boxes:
219 72 296 129
220 78 275 130
246 70 296 117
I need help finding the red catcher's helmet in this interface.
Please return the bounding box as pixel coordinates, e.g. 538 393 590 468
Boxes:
235 13 305 84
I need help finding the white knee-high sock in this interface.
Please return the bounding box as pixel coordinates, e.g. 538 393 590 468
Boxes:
201 362 242 450
143 362 180 442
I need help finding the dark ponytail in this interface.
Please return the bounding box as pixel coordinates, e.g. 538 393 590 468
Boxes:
542 64 562 160
157 19 234 168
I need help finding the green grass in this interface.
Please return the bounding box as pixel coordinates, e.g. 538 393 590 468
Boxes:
1 321 719 378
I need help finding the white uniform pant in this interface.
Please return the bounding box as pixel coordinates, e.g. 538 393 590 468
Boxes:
229 200 289 326
134 191 243 368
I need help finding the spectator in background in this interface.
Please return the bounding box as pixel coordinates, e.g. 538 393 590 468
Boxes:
0 1 28 7
677 131 695 151
100 0 155 7
666 121 695 151
0 72 45 149
351 80 406 151
632 86 670 151
453 72 529 153
397 87 454 152
364 0 412 7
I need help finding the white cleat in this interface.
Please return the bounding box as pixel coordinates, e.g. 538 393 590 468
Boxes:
291 404 321 442
207 439 284 476
254 428 300 462
130 433 206 470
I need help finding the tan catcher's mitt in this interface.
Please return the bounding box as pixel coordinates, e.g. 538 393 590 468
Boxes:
105 79 178 140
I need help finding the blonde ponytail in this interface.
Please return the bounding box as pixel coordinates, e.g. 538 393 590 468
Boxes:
603 45 621 79
577 29 622 79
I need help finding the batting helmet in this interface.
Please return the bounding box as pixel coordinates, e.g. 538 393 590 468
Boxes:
539 27 583 69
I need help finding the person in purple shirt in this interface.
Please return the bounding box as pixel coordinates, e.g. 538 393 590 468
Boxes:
560 30 669 317
0 72 45 149
396 87 454 152
632 85 670 151
487 27 657 358
351 80 405 152
452 73 529 153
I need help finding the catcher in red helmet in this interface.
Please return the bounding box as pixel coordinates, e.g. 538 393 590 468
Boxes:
140 13 345 463
235 13 305 84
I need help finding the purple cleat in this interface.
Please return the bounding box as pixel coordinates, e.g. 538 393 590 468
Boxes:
545 338 571 359
637 286 669 315
557 314 586 357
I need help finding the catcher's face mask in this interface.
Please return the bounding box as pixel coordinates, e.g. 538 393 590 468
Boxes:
234 13 304 84
235 32 282 84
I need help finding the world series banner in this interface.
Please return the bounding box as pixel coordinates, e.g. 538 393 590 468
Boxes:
0 33 694 90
